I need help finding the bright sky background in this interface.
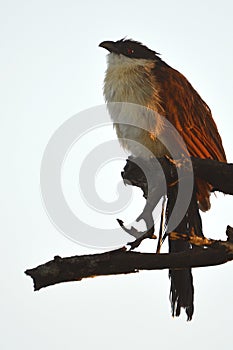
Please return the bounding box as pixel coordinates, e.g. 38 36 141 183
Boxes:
1 0 233 349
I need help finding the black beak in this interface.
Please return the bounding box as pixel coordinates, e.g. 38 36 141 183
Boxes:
99 41 119 54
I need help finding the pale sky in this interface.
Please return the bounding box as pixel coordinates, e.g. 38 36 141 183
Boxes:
1 0 233 349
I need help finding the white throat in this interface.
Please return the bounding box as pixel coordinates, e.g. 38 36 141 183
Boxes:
103 53 166 158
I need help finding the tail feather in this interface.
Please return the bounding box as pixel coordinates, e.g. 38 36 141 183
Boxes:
169 240 194 320
167 183 203 321
169 266 194 320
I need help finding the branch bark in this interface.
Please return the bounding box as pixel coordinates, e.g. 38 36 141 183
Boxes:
191 157 233 194
25 234 233 291
25 157 233 292
122 156 233 196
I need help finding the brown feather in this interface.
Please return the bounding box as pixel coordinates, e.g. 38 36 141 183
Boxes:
153 61 226 210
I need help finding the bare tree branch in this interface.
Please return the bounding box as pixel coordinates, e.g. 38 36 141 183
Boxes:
25 227 233 291
122 156 233 196
25 158 233 293
191 157 233 194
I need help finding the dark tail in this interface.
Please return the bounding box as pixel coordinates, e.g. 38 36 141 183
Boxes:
169 240 194 320
167 182 203 321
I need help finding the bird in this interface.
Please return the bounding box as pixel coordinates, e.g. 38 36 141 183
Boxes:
99 38 226 319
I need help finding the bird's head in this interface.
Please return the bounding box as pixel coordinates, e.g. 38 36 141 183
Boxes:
99 38 159 60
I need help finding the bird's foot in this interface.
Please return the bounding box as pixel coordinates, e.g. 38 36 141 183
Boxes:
117 219 156 250
128 227 156 250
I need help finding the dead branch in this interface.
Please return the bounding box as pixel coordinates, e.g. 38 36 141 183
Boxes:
25 157 233 295
191 157 233 194
122 156 233 196
25 227 233 291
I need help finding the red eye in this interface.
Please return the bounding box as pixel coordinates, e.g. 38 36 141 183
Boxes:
127 48 134 55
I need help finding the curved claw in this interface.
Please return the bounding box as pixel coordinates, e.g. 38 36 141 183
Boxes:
117 218 144 239
127 226 156 250
117 219 156 250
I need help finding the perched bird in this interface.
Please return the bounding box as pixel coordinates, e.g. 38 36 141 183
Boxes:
99 38 226 319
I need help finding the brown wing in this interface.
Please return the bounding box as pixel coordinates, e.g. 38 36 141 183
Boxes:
154 60 226 210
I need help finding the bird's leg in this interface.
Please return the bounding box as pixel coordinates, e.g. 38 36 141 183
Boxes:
117 219 156 250
118 156 167 250
156 196 167 253
120 183 165 249
128 226 156 250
